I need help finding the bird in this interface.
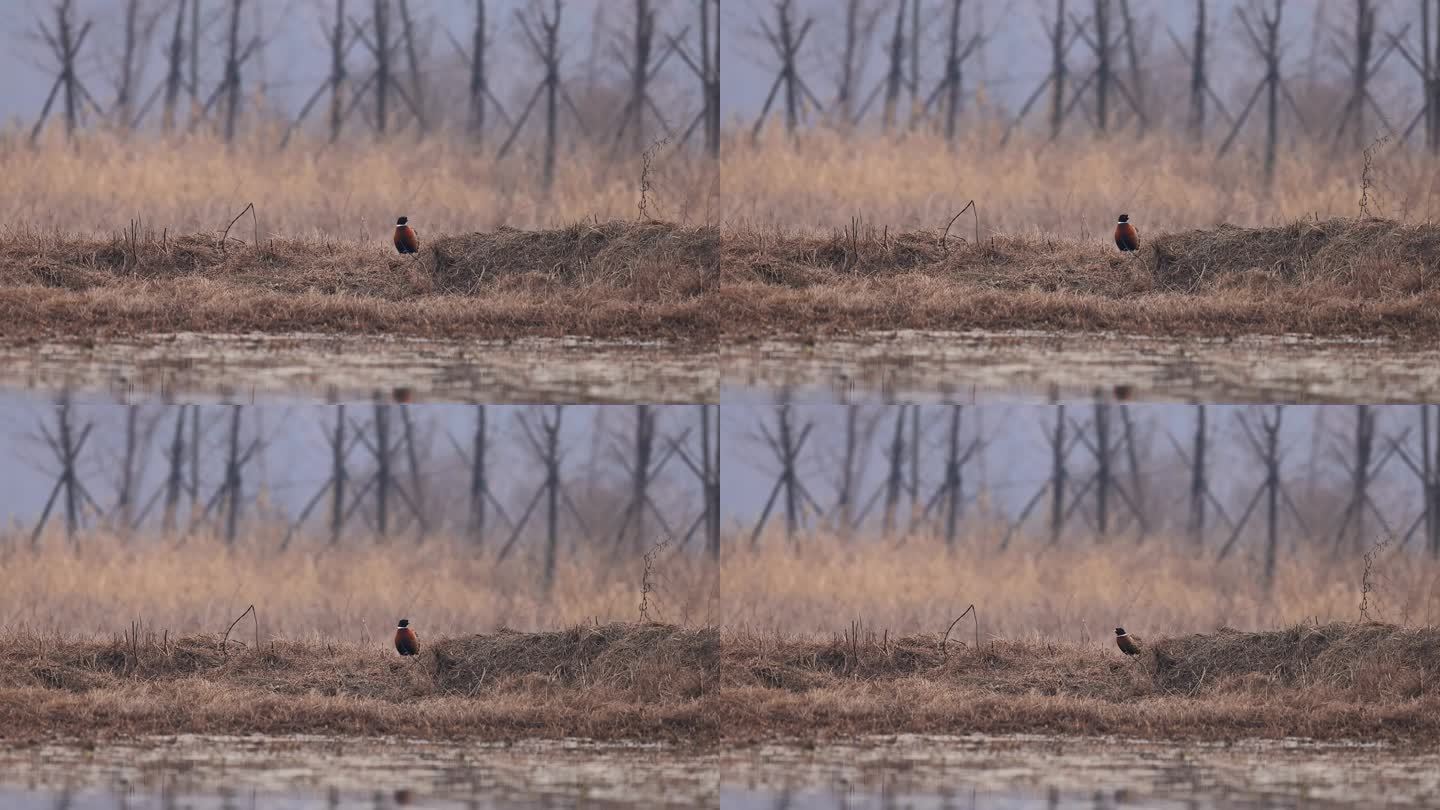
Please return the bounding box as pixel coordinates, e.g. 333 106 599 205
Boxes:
394 216 419 255
1114 214 1140 253
394 618 420 656
1115 627 1142 656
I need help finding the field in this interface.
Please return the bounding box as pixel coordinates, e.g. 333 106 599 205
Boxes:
0 623 716 744
719 131 1440 343
0 134 718 344
0 528 717 743
719 528 1440 742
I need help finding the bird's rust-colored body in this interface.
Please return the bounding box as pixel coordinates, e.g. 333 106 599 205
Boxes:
1115 627 1142 656
395 619 419 656
394 216 419 255
1114 214 1140 252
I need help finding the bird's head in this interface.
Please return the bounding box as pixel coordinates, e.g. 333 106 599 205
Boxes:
1117 214 1130 224
1115 627 1126 636
398 619 410 628
396 216 409 226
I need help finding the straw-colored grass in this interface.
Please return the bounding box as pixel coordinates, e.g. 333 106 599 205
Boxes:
0 221 718 340
718 622 1440 742
0 528 717 639
721 129 1440 234
2 131 717 238
718 217 1440 339
722 529 1440 640
0 622 717 743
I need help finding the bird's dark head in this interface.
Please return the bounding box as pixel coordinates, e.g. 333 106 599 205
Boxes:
1117 214 1130 223
396 216 409 226
1115 627 1126 636
398 618 410 628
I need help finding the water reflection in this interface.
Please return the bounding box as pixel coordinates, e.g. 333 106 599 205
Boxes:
722 331 1440 404
0 333 717 404
721 735 1440 809
0 735 717 809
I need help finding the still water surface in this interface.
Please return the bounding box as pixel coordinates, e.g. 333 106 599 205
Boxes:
721 734 1440 809
724 330 1440 403
0 735 716 809
0 333 717 404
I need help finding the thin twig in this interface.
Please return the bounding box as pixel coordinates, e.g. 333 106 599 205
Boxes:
941 603 978 656
221 603 256 655
941 200 978 253
219 202 256 252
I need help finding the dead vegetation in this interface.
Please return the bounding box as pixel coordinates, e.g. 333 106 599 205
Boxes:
0 622 718 744
720 622 1440 742
719 217 1440 340
0 221 718 341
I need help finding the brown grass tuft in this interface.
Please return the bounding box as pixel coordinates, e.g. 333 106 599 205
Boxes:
0 623 718 744
719 217 1440 340
0 221 718 341
719 622 1440 742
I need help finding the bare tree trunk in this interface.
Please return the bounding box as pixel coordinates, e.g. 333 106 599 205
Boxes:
703 405 719 559
163 406 185 533
331 404 346 545
118 406 139 529
883 0 905 130
224 405 242 544
469 406 488 542
908 0 920 126
1189 0 1207 140
60 1 78 138
163 0 186 131
838 0 861 122
375 403 390 537
1051 0 1067 139
1190 405 1207 545
944 0 964 141
543 0 562 188
223 0 244 142
374 0 391 136
329 0 347 143
705 0 720 157
398 0 426 134
1264 1 1283 183
117 0 140 128
469 0 487 141
1094 0 1112 133
1050 405 1066 545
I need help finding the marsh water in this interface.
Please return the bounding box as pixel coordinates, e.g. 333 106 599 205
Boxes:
0 333 717 404
0 735 716 809
723 330 1440 403
721 735 1440 809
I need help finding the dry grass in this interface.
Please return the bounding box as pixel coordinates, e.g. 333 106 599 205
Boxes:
718 217 1440 339
718 622 1440 742
3 131 717 237
0 220 718 340
0 528 718 639
0 622 717 743
721 130 1440 234
722 529 1440 639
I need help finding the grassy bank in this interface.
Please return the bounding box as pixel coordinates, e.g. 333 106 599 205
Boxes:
0 623 717 744
0 221 717 341
720 622 1440 742
719 218 1440 340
